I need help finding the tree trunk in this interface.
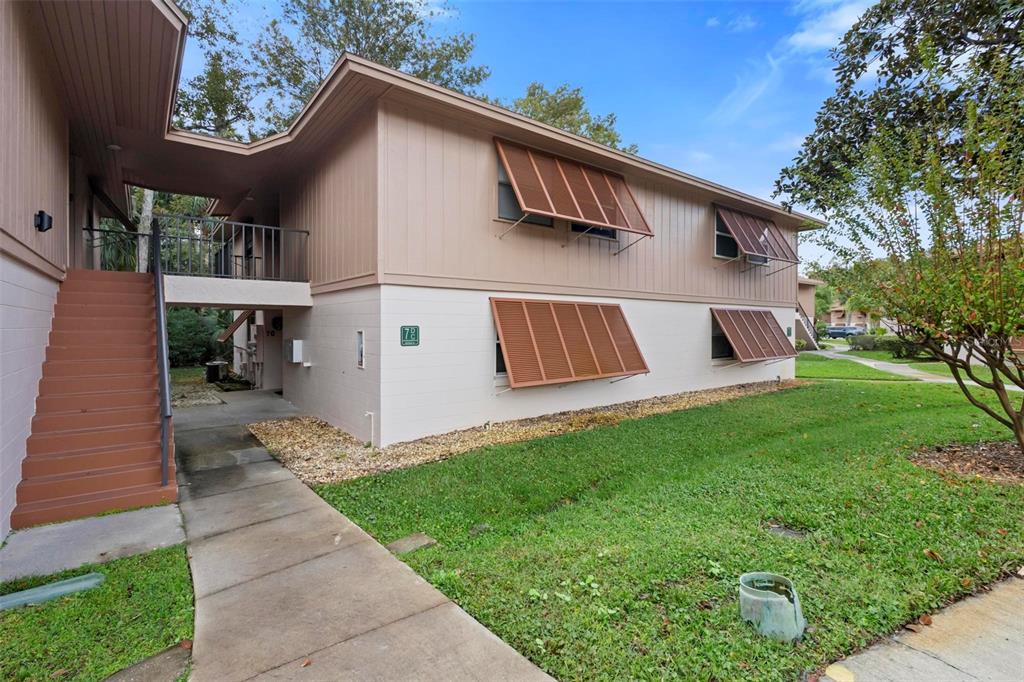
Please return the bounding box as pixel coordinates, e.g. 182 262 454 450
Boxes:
137 189 154 272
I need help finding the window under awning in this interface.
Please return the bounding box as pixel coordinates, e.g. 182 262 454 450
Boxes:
711 308 796 362
715 205 798 263
494 139 653 237
491 298 649 388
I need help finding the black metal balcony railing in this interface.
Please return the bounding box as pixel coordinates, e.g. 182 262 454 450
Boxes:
156 214 309 282
83 215 310 282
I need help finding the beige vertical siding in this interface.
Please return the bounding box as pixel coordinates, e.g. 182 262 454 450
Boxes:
280 107 378 291
378 100 798 306
797 283 817 320
0 2 69 275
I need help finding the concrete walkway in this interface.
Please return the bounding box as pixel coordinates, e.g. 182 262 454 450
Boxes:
823 578 1024 681
174 394 550 682
812 346 1023 390
0 504 184 581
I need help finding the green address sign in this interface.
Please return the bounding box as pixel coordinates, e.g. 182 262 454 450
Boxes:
400 325 420 347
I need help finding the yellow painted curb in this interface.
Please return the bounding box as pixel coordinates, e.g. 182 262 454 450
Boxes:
824 663 856 682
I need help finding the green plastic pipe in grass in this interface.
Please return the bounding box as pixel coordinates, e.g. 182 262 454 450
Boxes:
0 572 105 611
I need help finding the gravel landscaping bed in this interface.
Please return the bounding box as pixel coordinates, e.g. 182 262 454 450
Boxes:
248 380 800 485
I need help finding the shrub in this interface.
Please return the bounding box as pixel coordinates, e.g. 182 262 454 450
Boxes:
167 308 230 367
848 334 877 350
795 339 808 351
870 326 887 336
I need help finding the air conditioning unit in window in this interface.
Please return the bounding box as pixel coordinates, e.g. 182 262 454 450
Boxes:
746 254 769 266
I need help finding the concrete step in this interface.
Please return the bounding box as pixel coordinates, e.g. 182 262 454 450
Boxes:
46 343 156 362
42 358 155 378
22 442 164 477
53 302 155 319
27 422 161 456
16 460 173 503
32 405 160 433
58 290 153 306
40 373 158 395
10 481 177 529
36 388 160 413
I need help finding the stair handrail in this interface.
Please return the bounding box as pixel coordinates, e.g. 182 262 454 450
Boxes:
796 301 818 340
150 219 172 487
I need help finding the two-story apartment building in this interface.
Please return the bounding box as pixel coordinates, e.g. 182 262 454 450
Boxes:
0 0 821 536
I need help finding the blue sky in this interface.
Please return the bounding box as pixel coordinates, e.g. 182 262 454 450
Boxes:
181 0 872 265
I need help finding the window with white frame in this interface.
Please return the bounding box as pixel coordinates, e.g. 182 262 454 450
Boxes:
714 213 740 259
711 318 734 359
356 330 365 369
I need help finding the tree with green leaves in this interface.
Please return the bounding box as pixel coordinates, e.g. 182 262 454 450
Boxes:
804 53 1023 452
776 0 1023 213
173 0 257 140
496 82 638 154
253 0 489 131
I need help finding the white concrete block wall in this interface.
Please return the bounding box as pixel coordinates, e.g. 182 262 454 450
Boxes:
0 254 59 539
282 288 381 444
376 285 795 446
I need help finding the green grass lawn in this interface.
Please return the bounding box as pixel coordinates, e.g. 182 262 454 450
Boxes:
911 362 961 377
169 366 205 385
0 546 193 682
318 381 1023 681
796 353 915 381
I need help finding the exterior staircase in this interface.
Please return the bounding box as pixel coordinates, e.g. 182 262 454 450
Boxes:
795 303 820 350
11 269 176 529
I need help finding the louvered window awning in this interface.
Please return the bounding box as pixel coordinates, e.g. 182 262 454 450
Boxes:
495 139 653 237
715 205 798 263
711 308 796 362
492 298 649 388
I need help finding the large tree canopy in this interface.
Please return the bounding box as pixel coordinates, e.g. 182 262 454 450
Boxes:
498 82 638 154
810 55 1024 451
253 0 490 131
776 0 1023 213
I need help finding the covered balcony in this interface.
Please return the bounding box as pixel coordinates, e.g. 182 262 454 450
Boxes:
84 215 312 309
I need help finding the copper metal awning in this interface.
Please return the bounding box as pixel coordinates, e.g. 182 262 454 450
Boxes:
711 308 796 362
492 298 649 388
715 206 798 263
495 139 653 237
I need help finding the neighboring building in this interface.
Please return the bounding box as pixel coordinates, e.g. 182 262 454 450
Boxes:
795 277 824 349
828 303 879 330
0 0 822 537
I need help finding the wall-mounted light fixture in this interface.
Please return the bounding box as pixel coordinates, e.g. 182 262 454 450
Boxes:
34 210 53 232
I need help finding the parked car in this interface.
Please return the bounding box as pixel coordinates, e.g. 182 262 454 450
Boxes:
826 325 867 338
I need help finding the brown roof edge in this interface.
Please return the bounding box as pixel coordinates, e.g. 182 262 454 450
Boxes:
350 56 824 230
145 32 822 229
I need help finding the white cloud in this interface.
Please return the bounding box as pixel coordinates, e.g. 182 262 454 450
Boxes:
706 16 720 28
710 1 871 123
729 14 759 32
711 54 784 124
787 0 872 52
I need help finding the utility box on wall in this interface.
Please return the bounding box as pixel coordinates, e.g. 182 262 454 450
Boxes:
286 339 304 364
